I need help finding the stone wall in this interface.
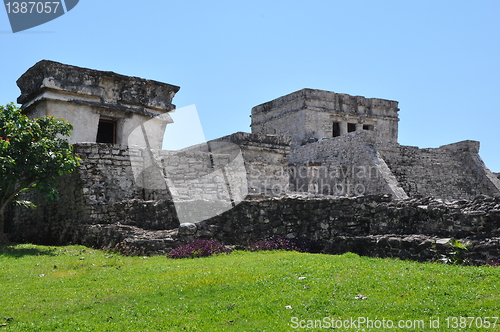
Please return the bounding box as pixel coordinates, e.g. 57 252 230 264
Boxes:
10 184 500 264
43 193 498 264
379 141 500 200
11 143 178 244
211 132 291 196
288 131 408 199
159 148 234 201
182 194 500 264
10 138 287 241
324 235 500 264
8 141 500 264
189 194 500 244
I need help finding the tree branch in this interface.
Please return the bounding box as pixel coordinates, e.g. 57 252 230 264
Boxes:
0 183 34 213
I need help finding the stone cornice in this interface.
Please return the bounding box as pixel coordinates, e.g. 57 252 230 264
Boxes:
17 60 180 115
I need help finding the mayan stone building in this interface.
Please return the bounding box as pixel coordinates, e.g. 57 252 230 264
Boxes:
247 88 500 200
7 60 500 257
251 88 399 146
13 60 500 205
17 60 180 149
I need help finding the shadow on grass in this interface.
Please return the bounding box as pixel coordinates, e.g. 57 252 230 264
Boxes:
0 244 58 258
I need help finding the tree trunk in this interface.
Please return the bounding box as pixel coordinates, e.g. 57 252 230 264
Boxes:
0 209 10 244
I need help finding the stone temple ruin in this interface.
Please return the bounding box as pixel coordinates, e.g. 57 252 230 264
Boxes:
7 60 500 263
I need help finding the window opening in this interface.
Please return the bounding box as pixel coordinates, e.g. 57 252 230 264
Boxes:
347 123 356 133
363 124 374 131
332 122 341 137
96 119 116 144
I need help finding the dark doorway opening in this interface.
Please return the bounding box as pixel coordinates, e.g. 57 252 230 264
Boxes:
96 119 116 144
363 124 374 131
347 123 356 133
332 122 341 137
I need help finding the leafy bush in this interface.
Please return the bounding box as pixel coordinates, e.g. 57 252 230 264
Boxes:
167 239 232 259
446 239 471 265
249 235 320 253
0 103 80 243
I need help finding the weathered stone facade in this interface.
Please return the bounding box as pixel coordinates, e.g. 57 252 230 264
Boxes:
378 141 500 200
7 61 500 264
288 131 408 199
15 61 500 202
251 88 399 146
17 60 179 149
185 194 500 264
210 132 291 196
250 89 500 201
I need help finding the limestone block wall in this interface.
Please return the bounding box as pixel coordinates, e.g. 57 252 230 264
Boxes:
209 132 291 196
190 195 500 244
76 142 252 206
11 166 88 244
11 186 500 264
77 142 256 225
158 149 235 202
178 194 500 264
8 140 500 264
379 141 500 200
11 143 178 244
11 139 288 242
13 143 145 228
251 109 306 144
288 131 408 199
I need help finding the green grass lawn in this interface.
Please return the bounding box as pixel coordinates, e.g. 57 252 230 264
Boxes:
1 244 499 331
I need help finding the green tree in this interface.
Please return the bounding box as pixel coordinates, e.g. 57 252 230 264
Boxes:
0 103 80 243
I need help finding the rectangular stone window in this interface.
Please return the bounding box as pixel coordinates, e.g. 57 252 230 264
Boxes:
348 123 356 133
96 119 116 144
332 122 341 137
363 124 374 131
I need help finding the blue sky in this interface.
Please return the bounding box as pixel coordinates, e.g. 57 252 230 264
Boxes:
1 1 499 171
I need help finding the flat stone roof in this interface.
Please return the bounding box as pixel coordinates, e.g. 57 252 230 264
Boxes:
251 88 399 116
17 60 180 114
